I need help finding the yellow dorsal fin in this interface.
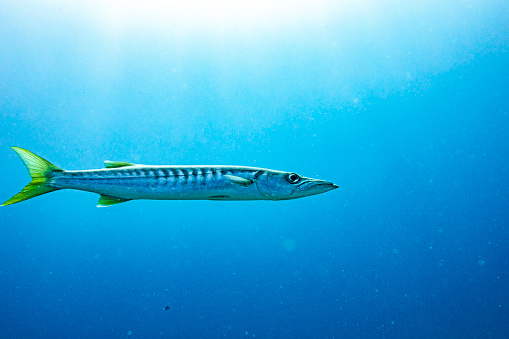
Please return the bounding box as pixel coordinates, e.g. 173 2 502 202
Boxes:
103 161 136 168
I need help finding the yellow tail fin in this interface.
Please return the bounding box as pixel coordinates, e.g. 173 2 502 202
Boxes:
2 147 62 206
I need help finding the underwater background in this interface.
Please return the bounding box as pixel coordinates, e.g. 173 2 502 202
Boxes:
1 1 508 338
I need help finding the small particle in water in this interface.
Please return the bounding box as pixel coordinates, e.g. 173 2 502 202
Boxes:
163 306 170 311
127 330 132 336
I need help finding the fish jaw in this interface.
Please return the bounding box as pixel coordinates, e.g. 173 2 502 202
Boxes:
289 178 338 199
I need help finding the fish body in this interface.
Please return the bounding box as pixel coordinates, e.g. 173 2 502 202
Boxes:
2 147 338 207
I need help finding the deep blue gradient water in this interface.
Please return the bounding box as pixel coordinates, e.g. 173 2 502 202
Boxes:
1 1 508 338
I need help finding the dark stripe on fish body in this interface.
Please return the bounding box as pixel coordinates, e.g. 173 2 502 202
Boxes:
171 173 179 185
209 168 216 180
189 169 196 184
198 168 207 186
182 170 189 184
192 169 200 185
161 169 172 185
161 168 170 178
185 169 191 183
157 168 170 186
149 171 157 188
149 169 158 178
155 169 166 186
166 169 175 185
149 170 158 188
160 174 168 187
203 168 211 179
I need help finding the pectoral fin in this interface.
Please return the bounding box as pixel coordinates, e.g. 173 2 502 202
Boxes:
97 195 131 207
224 175 253 187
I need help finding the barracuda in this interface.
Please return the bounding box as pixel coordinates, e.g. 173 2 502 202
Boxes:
2 147 338 207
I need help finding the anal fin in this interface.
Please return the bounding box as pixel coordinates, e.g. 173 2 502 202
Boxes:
97 194 131 207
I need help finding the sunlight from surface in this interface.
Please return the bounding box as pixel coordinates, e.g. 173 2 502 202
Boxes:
92 0 343 34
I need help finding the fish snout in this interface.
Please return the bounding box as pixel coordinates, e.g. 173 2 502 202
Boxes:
292 179 338 198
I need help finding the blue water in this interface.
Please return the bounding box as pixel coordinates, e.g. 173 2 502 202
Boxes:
1 1 508 338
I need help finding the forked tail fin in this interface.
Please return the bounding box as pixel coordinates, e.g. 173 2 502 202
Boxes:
2 147 63 206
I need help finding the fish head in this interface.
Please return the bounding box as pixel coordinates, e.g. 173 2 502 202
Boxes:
257 170 338 200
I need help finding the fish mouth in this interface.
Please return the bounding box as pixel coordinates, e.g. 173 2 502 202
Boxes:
292 179 338 197
308 182 338 192
315 182 338 190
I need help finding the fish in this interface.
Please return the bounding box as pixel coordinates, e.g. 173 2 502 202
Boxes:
2 147 338 207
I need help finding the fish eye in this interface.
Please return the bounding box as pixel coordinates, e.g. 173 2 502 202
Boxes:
286 173 301 184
